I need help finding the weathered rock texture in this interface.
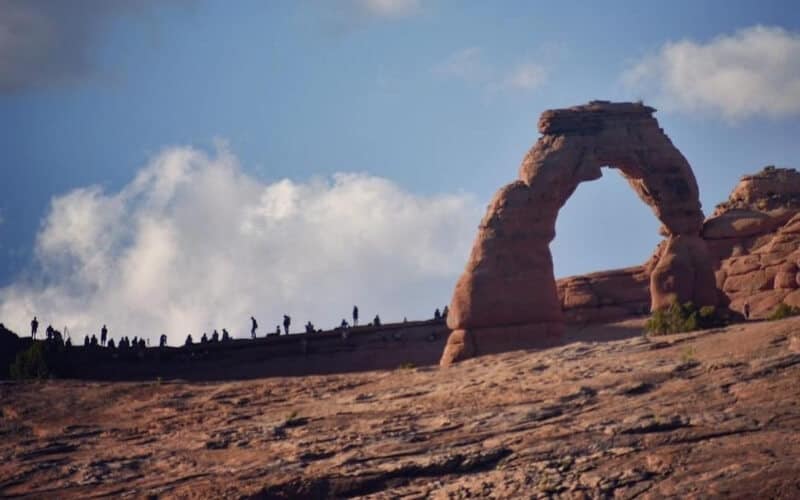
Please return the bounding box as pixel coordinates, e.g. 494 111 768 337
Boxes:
557 166 800 322
442 101 718 366
4 318 800 498
707 167 800 318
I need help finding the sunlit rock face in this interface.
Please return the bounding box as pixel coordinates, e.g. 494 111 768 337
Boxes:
703 167 800 319
442 101 718 366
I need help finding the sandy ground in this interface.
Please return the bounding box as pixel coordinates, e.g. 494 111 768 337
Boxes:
2 317 800 499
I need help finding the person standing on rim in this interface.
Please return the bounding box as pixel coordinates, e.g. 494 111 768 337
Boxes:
352 305 359 327
100 325 108 346
30 316 39 340
251 316 258 339
283 315 291 335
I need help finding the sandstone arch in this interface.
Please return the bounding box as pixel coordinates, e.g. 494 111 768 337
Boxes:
441 101 719 366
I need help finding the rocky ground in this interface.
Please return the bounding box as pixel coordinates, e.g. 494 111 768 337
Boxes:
2 317 800 499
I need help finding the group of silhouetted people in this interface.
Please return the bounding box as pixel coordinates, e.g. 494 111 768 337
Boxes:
185 328 232 347
29 303 449 354
30 318 152 353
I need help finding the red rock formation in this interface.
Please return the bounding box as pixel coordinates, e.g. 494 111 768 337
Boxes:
442 101 718 366
556 166 800 323
698 167 800 318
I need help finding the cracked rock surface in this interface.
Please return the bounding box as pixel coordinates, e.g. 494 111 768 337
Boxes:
2 317 800 498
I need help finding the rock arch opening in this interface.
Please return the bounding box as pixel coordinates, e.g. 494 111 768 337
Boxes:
552 166 662 278
440 101 720 366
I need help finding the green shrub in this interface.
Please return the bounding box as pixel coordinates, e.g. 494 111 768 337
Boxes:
768 303 800 321
9 342 51 380
645 302 730 336
680 346 697 364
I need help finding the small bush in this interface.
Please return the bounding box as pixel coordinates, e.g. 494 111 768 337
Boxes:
680 346 697 364
768 303 800 321
397 362 416 370
645 302 730 336
9 343 51 380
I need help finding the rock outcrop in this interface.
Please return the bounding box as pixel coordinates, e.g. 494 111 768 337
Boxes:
707 167 800 318
442 101 718 366
557 166 800 323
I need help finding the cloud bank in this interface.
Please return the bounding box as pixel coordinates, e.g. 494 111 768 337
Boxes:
0 146 480 344
623 25 800 120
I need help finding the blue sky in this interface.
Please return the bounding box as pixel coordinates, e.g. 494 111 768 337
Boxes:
1 0 800 340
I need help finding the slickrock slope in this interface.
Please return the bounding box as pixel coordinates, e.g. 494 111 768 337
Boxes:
443 101 718 366
3 318 800 498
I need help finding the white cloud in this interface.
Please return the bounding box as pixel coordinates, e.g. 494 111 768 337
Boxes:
355 0 420 18
435 48 547 92
623 25 800 120
0 145 480 344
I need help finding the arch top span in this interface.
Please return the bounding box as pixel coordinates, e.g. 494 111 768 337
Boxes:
440 101 719 366
521 101 704 237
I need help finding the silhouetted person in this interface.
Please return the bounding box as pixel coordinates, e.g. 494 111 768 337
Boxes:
340 319 349 329
373 314 381 327
744 302 750 320
107 338 115 349
160 334 168 347
133 336 139 347
91 334 98 346
212 330 219 342
442 305 449 321
251 316 258 339
275 325 281 336
201 332 208 344
185 334 193 346
101 325 108 346
65 338 72 348
31 316 39 339
283 315 291 335
139 338 146 349
222 328 230 341
305 321 314 333
353 306 359 327
46 325 54 341
434 308 441 320
84 335 90 347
